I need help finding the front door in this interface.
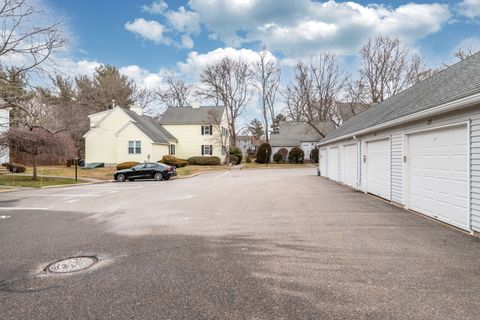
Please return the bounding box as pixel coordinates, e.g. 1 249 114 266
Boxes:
301 143 311 160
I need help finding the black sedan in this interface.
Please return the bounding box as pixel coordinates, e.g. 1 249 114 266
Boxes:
114 162 176 182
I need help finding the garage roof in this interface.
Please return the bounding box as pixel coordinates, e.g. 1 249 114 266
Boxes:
321 52 480 144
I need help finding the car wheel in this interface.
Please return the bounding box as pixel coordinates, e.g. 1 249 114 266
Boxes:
116 174 126 182
154 172 163 181
163 173 171 181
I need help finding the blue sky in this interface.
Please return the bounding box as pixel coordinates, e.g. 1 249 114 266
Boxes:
43 0 480 118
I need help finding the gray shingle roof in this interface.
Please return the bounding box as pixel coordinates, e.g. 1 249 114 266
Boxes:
322 52 480 144
270 121 336 147
122 108 177 143
158 106 225 125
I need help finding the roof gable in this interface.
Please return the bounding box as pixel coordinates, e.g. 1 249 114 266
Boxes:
322 52 480 143
270 121 336 147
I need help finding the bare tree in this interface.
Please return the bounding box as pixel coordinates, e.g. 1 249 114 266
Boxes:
454 48 475 61
198 57 254 146
155 72 193 109
359 36 428 103
283 52 347 136
1 90 76 179
253 50 280 142
0 0 67 83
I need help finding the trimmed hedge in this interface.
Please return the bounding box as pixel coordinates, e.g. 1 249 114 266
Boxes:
310 148 319 163
255 143 272 164
117 161 140 170
273 152 283 164
288 147 304 164
246 155 252 163
159 155 188 168
187 156 221 166
3 162 26 173
229 155 239 165
229 146 243 165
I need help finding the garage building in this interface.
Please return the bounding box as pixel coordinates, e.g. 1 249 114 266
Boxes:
318 53 480 235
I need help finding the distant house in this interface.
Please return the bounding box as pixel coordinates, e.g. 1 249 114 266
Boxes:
0 98 9 164
270 121 335 160
84 104 228 165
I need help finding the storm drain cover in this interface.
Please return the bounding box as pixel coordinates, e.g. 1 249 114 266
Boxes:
46 256 97 273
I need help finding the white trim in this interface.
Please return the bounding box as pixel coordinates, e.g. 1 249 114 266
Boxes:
318 92 480 146
364 137 391 201
402 121 471 232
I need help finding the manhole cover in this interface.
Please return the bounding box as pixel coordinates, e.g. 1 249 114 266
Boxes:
46 256 97 273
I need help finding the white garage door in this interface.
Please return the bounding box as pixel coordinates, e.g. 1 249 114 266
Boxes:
343 144 357 188
319 148 327 177
328 147 339 181
407 125 469 230
366 138 390 200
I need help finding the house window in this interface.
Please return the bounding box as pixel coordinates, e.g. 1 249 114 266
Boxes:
169 144 175 155
128 140 141 154
202 125 213 135
202 145 213 155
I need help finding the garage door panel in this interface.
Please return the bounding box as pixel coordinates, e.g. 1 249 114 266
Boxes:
328 147 339 181
343 144 357 188
407 125 469 230
366 139 390 200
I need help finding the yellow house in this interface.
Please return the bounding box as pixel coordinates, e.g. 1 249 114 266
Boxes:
84 104 228 165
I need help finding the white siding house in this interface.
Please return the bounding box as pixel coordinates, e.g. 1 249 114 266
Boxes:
318 52 480 236
0 99 9 164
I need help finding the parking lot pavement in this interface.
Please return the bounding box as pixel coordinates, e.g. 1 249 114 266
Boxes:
1 168 480 319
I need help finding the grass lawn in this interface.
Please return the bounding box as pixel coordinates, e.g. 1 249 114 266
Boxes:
0 175 88 188
27 165 228 180
176 165 229 176
29 166 116 181
241 162 312 170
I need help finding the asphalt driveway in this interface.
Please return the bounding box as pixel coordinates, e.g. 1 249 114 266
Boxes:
0 168 479 319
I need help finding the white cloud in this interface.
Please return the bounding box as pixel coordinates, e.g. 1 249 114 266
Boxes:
164 6 201 34
181 35 194 49
124 18 171 45
177 47 277 80
119 65 165 90
142 0 168 14
188 0 451 57
458 0 480 18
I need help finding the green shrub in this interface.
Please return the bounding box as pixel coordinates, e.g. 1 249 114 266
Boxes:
310 148 319 163
273 152 283 164
229 146 243 164
159 155 188 168
116 161 140 170
277 148 289 162
288 147 304 164
246 155 252 163
229 155 239 165
255 143 272 164
187 156 221 165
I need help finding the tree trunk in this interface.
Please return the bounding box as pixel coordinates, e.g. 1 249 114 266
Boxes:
32 155 37 181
